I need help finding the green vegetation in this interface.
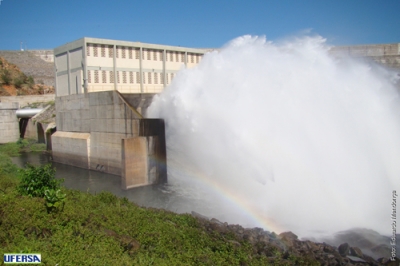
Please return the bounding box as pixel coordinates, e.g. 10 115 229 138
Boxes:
0 58 35 89
0 69 12 85
0 138 46 157
18 163 63 198
0 142 318 265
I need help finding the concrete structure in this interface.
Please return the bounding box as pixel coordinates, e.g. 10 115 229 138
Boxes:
0 95 56 144
0 94 55 108
30 50 54 63
330 43 400 70
0 102 20 143
54 37 209 96
52 90 166 189
52 37 208 189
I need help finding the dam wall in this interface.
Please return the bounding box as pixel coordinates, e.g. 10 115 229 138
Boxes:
0 95 56 144
0 94 55 108
330 43 400 70
52 91 166 189
0 102 20 144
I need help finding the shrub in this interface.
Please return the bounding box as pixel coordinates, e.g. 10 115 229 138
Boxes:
18 163 63 198
1 69 12 85
13 74 27 88
44 188 66 213
26 75 35 86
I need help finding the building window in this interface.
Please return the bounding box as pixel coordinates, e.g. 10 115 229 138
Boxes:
190 54 194 63
108 46 113 58
117 71 120 83
110 71 114 83
121 47 126 59
101 45 106 57
142 72 146 84
122 71 127 83
128 47 133 59
175 52 179 62
102 70 106 83
169 51 174 62
93 45 98 57
181 53 185 63
160 50 164 61
196 55 200 63
160 73 164 84
135 48 140 59
154 73 158 84
153 50 157 61
166 73 169 84
148 72 152 84
86 45 90 56
116 48 119 58
87 70 92 83
147 50 151 60
136 72 140 83
129 71 134 83
94 70 99 83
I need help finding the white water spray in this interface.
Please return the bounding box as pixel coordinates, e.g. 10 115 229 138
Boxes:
148 35 400 237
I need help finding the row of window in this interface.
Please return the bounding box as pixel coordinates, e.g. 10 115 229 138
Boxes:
86 44 201 63
87 70 175 85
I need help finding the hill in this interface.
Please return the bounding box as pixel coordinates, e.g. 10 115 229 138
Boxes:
0 56 54 96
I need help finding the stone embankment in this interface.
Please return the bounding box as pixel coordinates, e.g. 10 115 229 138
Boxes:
0 51 54 87
192 212 399 265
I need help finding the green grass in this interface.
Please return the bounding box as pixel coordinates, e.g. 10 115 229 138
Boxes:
0 179 266 265
0 139 46 157
0 143 319 265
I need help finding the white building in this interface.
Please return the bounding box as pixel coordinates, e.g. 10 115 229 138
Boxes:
54 37 210 96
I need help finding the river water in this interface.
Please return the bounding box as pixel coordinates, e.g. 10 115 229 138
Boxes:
11 152 196 214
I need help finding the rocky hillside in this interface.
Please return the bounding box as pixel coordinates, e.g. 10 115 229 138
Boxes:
0 51 54 87
0 56 54 96
192 212 400 265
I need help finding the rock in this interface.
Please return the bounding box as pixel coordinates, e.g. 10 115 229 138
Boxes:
191 211 209 220
346 255 367 263
338 243 350 256
350 246 363 257
278 231 298 248
371 244 391 258
384 257 400 266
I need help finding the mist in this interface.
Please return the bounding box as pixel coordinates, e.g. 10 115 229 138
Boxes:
148 35 400 237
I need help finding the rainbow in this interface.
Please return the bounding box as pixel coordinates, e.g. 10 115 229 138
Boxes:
162 157 287 234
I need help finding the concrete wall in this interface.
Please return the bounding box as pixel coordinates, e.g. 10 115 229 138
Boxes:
29 50 54 63
52 91 167 188
0 102 20 144
52 131 90 169
330 43 400 70
0 94 55 108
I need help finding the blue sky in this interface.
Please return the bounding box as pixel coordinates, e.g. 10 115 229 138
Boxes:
0 0 399 50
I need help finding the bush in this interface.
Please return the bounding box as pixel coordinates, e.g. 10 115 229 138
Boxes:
44 188 66 213
26 75 35 86
18 163 63 198
1 69 12 85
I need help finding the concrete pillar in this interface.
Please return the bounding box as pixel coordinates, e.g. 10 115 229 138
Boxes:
0 102 20 143
139 47 143 93
113 45 117 91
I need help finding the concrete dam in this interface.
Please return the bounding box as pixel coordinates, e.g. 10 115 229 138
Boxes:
52 91 167 190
